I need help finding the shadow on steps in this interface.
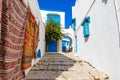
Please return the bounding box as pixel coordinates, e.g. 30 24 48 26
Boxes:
24 53 110 80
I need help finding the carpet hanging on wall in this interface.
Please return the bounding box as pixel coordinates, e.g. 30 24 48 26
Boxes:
0 0 27 80
0 0 2 51
22 6 39 69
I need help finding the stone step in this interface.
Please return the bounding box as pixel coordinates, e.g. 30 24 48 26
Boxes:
24 71 64 80
39 60 76 62
24 53 110 80
36 61 76 66
31 64 75 71
24 71 94 80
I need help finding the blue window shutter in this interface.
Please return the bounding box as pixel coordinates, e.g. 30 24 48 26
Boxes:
81 16 90 37
72 18 76 31
83 22 90 37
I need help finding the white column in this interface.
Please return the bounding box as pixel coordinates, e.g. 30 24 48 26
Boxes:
57 39 62 53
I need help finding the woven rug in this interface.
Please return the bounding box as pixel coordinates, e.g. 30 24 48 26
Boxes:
0 0 2 50
22 7 37 69
0 0 27 80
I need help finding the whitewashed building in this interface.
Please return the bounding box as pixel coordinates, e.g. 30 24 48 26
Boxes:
36 0 120 79
73 0 120 80
38 0 76 53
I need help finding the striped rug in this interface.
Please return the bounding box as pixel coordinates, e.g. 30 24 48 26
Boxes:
22 7 36 69
0 0 27 80
0 0 2 51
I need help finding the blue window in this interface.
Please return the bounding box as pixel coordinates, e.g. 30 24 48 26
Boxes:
72 18 76 31
47 14 60 25
81 16 90 37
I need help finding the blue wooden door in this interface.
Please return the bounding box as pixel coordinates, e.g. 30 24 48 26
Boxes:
62 40 68 52
48 40 57 52
47 14 60 52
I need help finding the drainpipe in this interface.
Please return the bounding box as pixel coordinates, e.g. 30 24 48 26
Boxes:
113 0 120 48
57 39 62 53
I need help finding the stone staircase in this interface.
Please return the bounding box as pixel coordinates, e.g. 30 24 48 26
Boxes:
24 53 110 80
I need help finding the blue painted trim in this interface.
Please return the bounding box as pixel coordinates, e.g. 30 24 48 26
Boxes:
72 18 76 31
37 49 41 58
76 37 78 53
63 36 71 40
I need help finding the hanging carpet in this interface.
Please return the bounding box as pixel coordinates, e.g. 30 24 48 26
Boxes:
22 7 39 69
0 0 27 80
0 0 2 51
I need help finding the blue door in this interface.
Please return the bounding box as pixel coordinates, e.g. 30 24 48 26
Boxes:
62 40 68 52
47 14 60 52
48 40 57 52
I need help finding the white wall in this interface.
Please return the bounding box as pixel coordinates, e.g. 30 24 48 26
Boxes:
73 0 95 34
75 0 120 80
115 0 120 44
23 0 45 75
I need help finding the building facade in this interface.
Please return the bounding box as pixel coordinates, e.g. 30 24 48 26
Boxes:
73 0 120 80
37 0 120 79
38 0 76 53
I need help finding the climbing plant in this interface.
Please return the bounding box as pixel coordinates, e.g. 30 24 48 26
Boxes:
45 19 64 44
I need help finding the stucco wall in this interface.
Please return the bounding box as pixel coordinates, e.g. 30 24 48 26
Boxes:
23 0 45 75
115 0 120 42
75 0 120 80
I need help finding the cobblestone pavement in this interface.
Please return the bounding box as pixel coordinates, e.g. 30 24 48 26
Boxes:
24 53 110 80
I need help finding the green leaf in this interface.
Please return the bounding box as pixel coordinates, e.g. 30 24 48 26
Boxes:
45 19 64 44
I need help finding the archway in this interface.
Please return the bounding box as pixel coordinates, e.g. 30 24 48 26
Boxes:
62 33 73 52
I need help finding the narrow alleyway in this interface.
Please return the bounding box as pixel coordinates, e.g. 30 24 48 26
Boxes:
24 53 109 80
